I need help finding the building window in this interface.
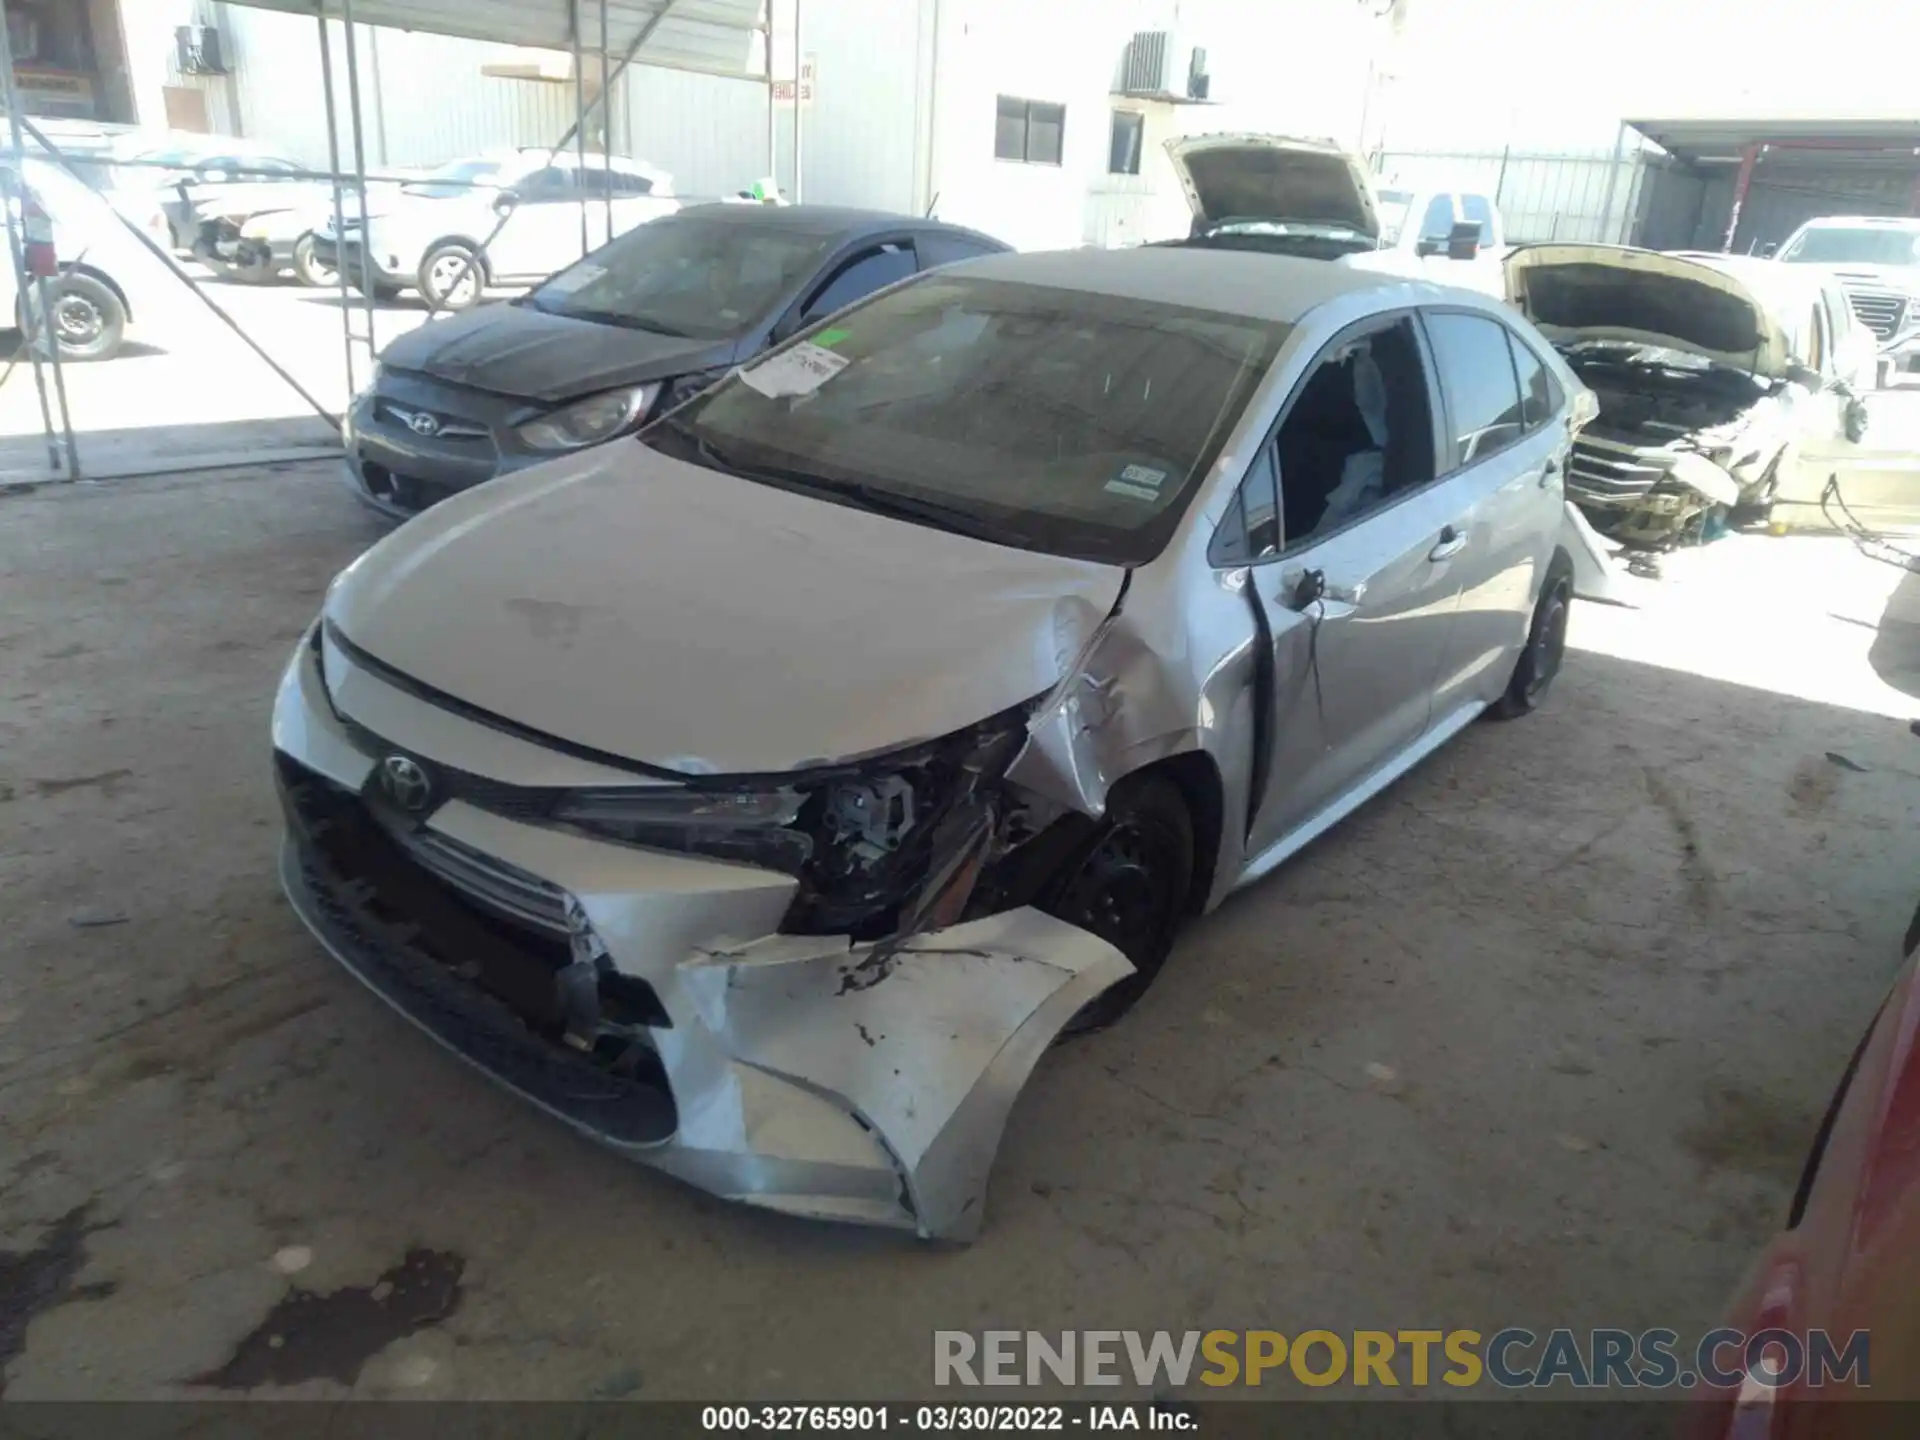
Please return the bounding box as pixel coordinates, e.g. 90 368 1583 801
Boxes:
1108 110 1144 175
994 96 1066 166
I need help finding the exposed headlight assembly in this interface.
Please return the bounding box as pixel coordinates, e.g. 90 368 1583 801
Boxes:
554 709 1031 938
515 384 659 451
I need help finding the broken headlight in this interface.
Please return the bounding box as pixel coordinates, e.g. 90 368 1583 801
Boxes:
552 710 1030 938
552 785 811 870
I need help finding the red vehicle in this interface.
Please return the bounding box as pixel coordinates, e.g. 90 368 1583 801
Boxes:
1694 937 1920 1436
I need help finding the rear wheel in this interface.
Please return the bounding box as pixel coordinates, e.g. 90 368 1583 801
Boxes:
418 243 484 311
1041 775 1194 1035
1489 552 1573 719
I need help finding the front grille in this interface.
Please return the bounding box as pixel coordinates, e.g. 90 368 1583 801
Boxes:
359 461 468 515
374 401 488 440
276 753 676 1133
388 824 569 934
1845 287 1907 341
1568 436 1669 502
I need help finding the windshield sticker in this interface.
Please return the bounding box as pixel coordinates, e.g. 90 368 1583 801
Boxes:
541 263 605 295
1103 462 1169 502
812 326 852 347
740 341 850 398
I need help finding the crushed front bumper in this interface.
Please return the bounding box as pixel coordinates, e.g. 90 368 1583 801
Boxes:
271 634 1130 1238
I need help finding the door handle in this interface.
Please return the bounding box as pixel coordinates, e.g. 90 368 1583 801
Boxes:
1428 525 1468 562
1279 568 1365 611
1540 455 1562 488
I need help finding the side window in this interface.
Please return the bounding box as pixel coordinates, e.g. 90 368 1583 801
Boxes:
1108 110 1144 175
1266 316 1438 549
1424 311 1525 467
1207 447 1280 567
1417 194 1454 244
994 96 1066 165
801 243 916 321
917 233 1001 271
611 169 655 196
1506 331 1558 430
516 166 573 200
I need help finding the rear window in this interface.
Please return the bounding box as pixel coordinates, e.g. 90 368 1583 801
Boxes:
651 274 1290 564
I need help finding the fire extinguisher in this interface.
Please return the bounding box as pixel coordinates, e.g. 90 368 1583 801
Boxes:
20 187 56 280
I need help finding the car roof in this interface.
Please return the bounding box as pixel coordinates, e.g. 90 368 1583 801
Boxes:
1795 215 1920 230
951 245 1433 323
672 201 1003 243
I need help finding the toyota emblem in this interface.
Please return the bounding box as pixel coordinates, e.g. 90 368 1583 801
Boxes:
407 410 441 438
379 754 433 812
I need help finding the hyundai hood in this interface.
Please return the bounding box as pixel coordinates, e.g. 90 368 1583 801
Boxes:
1505 244 1792 378
378 302 734 403
322 443 1127 775
1166 133 1380 241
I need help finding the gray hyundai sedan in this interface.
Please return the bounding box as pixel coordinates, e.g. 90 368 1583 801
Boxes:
274 247 1586 1239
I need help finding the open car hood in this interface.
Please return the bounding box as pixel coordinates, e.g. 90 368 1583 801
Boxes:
1505 244 1792 378
1165 133 1379 241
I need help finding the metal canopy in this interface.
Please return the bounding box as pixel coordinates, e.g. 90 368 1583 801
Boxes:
235 0 768 79
1630 116 1920 166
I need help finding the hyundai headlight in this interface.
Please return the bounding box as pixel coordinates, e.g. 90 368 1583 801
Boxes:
515 385 658 451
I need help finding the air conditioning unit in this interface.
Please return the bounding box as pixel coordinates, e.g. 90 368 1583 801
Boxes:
1117 31 1212 102
175 25 228 77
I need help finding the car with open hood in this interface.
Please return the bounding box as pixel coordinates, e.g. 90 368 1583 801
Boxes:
1775 215 1920 388
1163 132 1506 292
340 203 1008 519
275 247 1585 1238
1505 244 1874 549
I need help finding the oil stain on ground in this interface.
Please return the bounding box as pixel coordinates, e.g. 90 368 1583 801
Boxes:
0 1202 115 1397
193 1248 464 1390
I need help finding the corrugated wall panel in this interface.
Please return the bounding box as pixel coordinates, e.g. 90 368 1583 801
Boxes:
622 64 769 200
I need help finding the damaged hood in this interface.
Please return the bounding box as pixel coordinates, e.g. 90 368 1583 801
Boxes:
1166 133 1379 241
324 443 1126 775
377 302 734 403
1505 244 1792 378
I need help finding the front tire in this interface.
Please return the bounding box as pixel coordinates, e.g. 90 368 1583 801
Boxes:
27 272 127 362
1042 774 1194 1034
418 243 484 311
292 232 333 288
1490 552 1573 719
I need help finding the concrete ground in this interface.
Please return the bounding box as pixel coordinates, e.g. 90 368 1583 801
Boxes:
3 461 1920 1401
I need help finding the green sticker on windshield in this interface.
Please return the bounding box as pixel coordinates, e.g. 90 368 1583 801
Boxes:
813 327 852 347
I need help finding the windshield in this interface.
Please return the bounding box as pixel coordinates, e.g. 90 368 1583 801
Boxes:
404 159 504 199
1375 188 1413 246
646 274 1290 564
1781 226 1920 267
528 216 832 339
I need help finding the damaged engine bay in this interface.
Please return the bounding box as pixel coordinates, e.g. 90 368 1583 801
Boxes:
1559 343 1784 549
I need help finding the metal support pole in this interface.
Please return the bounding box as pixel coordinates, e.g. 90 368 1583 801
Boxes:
1722 142 1762 252
0 0 75 477
340 0 379 364
1596 121 1627 246
317 14 356 397
572 0 589 258
791 0 803 203
766 11 777 184
601 0 612 238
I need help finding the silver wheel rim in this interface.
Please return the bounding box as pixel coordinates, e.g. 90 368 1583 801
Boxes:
54 295 101 344
429 255 478 303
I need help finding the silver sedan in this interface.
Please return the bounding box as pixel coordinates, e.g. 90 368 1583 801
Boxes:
272 246 1587 1239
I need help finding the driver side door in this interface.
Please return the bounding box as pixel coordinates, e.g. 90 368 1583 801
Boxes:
486 165 586 281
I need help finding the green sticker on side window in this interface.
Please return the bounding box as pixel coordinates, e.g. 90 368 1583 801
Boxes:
813 327 852 347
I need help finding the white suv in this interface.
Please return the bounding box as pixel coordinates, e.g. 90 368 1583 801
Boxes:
321 150 678 310
1775 215 1920 386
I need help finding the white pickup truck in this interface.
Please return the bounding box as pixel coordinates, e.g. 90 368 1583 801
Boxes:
1163 134 1507 294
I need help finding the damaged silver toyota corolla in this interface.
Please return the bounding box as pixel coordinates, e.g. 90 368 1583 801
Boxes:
274 247 1585 1239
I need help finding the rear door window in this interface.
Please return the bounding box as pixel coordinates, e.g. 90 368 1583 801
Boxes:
1423 310 1525 467
1506 331 1559 430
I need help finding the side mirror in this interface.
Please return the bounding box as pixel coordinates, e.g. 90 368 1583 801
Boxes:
1784 362 1824 391
1445 220 1482 261
491 189 520 216
1414 235 1444 258
1845 396 1871 443
1758 242 1779 259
